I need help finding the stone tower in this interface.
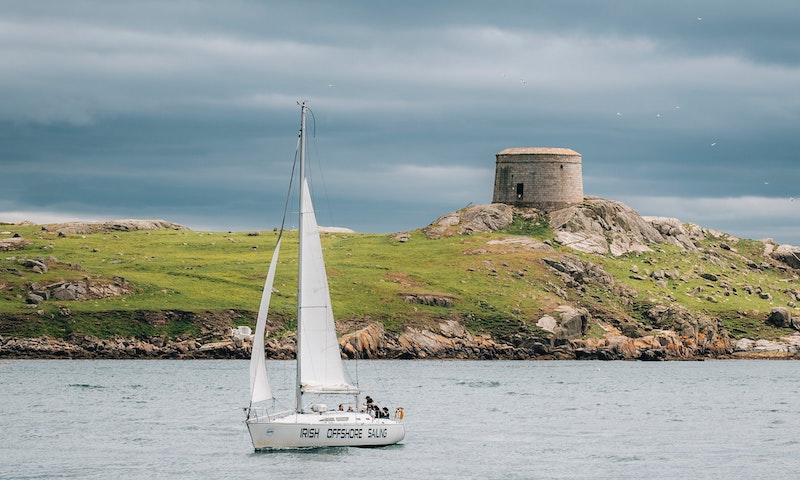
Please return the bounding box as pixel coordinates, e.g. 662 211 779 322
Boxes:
492 147 583 211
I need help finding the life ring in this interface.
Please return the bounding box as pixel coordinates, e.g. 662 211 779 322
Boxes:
395 407 405 420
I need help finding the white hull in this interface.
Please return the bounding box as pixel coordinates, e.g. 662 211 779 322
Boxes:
246 411 405 450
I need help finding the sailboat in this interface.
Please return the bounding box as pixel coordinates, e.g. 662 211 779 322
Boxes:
244 101 406 450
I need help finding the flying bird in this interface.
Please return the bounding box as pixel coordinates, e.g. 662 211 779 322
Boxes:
616 112 622 117
697 17 703 21
710 142 717 147
520 79 527 87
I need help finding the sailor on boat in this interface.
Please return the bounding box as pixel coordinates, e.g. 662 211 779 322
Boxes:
243 101 406 450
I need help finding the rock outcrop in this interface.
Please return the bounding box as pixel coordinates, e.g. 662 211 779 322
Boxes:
766 307 799 330
340 323 386 359
339 320 513 359
548 197 665 256
642 217 699 251
41 219 186 235
401 293 455 307
424 204 515 239
643 304 731 355
536 306 589 339
19 258 48 274
424 197 735 259
771 244 800 270
26 277 132 304
0 236 29 251
572 304 732 361
732 333 800 358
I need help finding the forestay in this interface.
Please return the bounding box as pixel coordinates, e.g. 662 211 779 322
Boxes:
298 178 358 394
249 238 282 404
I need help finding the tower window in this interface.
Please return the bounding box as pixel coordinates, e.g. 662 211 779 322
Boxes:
515 183 524 199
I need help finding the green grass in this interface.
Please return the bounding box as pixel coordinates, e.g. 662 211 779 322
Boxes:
1 223 798 341
589 239 799 338
501 214 553 239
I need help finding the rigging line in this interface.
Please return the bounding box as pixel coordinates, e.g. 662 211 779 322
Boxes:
277 136 301 241
306 106 336 229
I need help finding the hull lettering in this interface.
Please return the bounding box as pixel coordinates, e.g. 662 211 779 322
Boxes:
326 428 364 439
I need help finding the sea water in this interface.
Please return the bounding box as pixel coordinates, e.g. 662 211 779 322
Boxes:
1 360 798 479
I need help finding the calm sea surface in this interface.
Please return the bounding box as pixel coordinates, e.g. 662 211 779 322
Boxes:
1 360 799 479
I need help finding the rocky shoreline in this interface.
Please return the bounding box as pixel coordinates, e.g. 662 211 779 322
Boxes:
3 316 799 360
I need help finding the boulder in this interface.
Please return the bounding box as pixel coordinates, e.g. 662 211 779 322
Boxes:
339 323 385 359
401 293 454 307
52 286 78 301
552 305 589 339
644 304 731 355
642 217 698 251
766 308 797 329
771 244 800 269
423 204 514 239
32 278 132 302
0 237 29 251
542 255 615 288
438 320 468 339
25 293 44 304
197 340 231 353
548 197 664 256
536 315 558 333
391 232 411 243
19 259 47 274
753 339 789 353
734 338 755 352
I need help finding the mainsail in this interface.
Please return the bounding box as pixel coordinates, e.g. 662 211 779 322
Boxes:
298 178 357 394
249 238 282 404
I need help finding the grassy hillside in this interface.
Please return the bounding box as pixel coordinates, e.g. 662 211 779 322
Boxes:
1 221 797 342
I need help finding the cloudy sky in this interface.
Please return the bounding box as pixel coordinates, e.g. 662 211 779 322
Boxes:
1 1 799 241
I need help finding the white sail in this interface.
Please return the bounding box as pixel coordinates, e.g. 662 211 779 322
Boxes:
249 238 282 404
298 178 357 394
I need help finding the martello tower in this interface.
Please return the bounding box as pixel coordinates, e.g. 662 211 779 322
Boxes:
492 147 583 211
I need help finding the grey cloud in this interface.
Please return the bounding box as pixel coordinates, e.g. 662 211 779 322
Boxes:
0 1 799 242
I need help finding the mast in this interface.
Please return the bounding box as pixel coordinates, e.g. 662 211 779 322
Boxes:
295 101 307 413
